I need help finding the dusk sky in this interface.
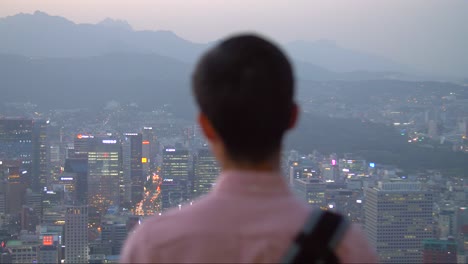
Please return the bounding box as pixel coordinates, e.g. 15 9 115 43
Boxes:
1 0 467 77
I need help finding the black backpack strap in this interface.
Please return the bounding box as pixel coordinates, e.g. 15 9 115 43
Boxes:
281 210 350 264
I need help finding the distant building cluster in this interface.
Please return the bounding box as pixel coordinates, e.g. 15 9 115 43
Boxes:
0 101 466 263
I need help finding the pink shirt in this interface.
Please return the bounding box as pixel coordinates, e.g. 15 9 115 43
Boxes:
121 170 377 263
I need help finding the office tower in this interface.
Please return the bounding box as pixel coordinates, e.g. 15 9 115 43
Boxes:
0 118 33 187
57 172 78 203
21 205 39 232
38 245 59 264
365 181 434 263
4 240 39 264
32 119 48 192
288 161 300 185
439 209 457 238
101 221 128 255
24 189 42 224
422 238 457 263
141 127 154 174
288 157 321 185
42 189 63 212
161 148 189 211
123 133 143 205
25 189 42 213
73 134 94 158
293 178 326 209
2 160 26 214
64 158 88 205
87 137 122 214
193 149 220 198
38 235 60 264
64 205 88 263
49 144 60 164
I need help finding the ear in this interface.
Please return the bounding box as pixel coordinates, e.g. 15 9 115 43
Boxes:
198 113 219 142
287 103 299 130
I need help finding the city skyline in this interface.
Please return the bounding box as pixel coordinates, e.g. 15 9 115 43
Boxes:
0 2 467 263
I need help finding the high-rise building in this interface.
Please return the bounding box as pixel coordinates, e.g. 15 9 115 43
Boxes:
439 209 457 238
64 158 88 205
289 161 301 185
64 205 88 263
21 205 39 232
38 235 60 264
73 134 94 158
161 148 189 211
24 189 42 222
31 119 48 192
57 172 78 203
365 181 434 263
422 238 457 263
38 244 59 264
293 178 326 209
288 157 320 184
193 149 219 198
101 221 128 255
141 127 154 174
123 133 143 205
2 160 26 214
87 137 122 214
0 118 33 187
4 240 39 264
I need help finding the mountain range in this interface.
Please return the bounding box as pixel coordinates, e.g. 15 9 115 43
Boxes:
0 10 459 115
1 11 417 76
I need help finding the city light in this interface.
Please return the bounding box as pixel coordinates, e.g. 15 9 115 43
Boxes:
0 8 465 264
43 235 54 246
60 177 74 181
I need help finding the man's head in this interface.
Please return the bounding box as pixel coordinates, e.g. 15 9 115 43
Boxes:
192 34 297 166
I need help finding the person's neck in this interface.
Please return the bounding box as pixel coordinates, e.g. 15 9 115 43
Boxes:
220 155 282 173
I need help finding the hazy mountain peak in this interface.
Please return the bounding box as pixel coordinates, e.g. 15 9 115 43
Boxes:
1 10 75 27
33 10 49 17
98 18 133 31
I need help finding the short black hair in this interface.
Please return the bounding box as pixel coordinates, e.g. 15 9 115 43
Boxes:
192 34 295 163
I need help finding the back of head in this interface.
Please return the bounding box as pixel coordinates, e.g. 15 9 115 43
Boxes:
192 34 295 163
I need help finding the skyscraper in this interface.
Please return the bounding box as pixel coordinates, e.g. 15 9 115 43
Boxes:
31 119 48 192
123 133 143 206
0 118 33 187
293 178 326 209
422 238 457 263
64 205 88 263
101 221 128 255
365 181 434 263
2 160 26 214
141 127 154 174
73 134 94 158
193 149 219 198
161 148 189 211
87 137 122 214
64 158 88 205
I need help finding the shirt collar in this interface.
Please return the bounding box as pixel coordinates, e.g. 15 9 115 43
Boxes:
212 169 292 197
